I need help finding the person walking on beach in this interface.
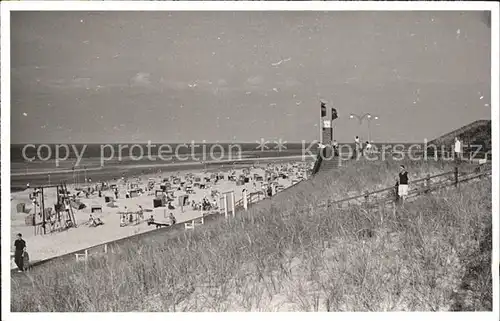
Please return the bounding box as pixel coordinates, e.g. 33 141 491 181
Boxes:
398 165 409 203
13 233 26 272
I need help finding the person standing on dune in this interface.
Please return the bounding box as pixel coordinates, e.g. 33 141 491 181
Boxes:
332 140 339 156
454 137 462 163
398 165 409 203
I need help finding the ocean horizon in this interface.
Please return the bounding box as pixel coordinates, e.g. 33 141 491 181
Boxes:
11 142 428 162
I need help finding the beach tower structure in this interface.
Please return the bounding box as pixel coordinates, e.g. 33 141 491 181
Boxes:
322 119 333 145
32 183 77 235
320 101 335 146
313 102 339 175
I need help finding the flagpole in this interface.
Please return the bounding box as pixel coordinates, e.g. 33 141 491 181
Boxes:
319 112 323 144
319 100 323 145
331 106 338 144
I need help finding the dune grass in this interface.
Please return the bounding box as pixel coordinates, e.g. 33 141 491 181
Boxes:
11 159 492 311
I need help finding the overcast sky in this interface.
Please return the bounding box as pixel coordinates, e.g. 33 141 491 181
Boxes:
11 11 491 143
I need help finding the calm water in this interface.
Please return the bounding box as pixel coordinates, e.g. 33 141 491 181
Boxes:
10 142 316 190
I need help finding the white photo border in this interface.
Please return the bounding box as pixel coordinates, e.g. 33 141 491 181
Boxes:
1 2 499 321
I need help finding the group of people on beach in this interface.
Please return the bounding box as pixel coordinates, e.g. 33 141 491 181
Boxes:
354 136 374 157
147 212 176 228
88 214 104 227
319 136 374 158
12 162 312 273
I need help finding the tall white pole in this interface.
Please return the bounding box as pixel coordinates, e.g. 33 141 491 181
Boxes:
224 194 228 218
231 191 235 218
243 189 248 210
367 119 371 143
319 106 323 144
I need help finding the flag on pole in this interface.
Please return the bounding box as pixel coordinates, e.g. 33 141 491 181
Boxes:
321 102 327 117
331 108 338 120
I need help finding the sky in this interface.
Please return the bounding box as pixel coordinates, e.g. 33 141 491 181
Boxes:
11 11 491 144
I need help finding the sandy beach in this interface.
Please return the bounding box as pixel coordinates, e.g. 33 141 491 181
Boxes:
10 161 311 269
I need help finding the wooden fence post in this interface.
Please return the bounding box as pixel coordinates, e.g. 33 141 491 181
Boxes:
223 194 228 218
243 189 248 210
454 166 459 188
231 191 236 218
364 192 369 207
425 174 431 193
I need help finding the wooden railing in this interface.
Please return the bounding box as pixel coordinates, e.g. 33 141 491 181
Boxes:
329 149 491 161
318 163 491 210
234 191 266 210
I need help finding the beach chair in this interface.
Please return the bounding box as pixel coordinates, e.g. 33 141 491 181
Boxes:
16 203 26 213
106 201 118 208
184 217 204 230
91 205 102 213
25 213 35 226
65 219 74 228
129 189 140 198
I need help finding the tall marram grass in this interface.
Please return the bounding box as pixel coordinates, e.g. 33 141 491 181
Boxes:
11 159 491 311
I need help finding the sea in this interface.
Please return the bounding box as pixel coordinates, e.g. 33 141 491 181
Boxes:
10 142 316 190
11 141 452 191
